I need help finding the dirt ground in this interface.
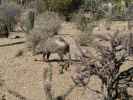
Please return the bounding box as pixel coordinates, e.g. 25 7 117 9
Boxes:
0 22 132 100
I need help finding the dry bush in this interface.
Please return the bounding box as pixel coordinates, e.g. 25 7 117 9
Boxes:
26 11 63 54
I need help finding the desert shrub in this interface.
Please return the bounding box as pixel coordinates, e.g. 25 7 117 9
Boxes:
26 11 63 53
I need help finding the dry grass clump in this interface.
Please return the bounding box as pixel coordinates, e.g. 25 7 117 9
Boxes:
26 11 63 53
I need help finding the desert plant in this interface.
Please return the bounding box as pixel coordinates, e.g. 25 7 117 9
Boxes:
71 31 133 100
26 11 62 53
